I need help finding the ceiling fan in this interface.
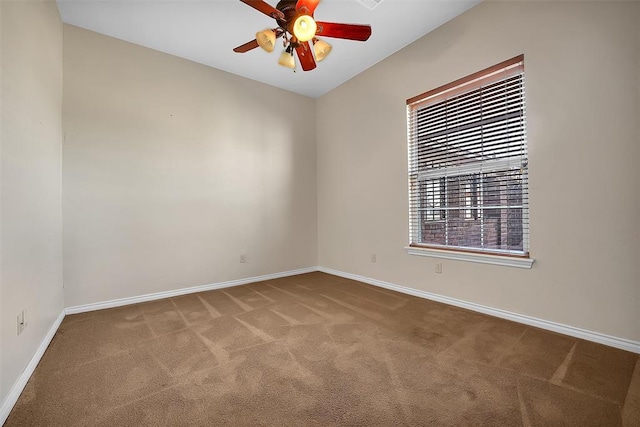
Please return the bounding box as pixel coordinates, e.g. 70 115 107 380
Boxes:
233 0 372 71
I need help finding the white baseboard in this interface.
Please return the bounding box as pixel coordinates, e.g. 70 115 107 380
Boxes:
65 267 319 315
0 310 65 426
319 267 640 354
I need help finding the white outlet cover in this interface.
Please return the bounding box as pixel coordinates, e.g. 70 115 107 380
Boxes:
17 311 25 335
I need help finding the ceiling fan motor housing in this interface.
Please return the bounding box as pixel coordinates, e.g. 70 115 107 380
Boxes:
276 0 309 38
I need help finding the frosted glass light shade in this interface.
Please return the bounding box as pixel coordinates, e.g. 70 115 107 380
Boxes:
313 39 332 62
292 15 317 42
278 50 296 69
256 30 276 53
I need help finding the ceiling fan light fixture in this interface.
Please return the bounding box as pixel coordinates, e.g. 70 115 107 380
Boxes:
313 38 332 62
235 0 372 73
278 46 296 69
292 15 317 42
256 29 276 53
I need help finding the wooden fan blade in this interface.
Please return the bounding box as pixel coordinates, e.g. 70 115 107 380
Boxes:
295 0 320 15
239 0 285 20
295 41 317 71
315 22 372 41
233 39 259 53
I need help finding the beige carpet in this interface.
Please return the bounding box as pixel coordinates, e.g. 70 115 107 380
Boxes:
6 272 640 426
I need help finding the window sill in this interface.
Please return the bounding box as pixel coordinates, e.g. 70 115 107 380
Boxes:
405 246 535 269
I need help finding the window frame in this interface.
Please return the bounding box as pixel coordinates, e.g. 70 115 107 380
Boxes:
405 55 534 269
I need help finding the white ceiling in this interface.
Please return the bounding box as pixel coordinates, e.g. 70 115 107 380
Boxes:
56 0 481 98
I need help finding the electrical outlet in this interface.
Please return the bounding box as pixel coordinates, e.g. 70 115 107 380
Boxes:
240 255 247 264
370 254 377 263
17 310 26 336
435 263 443 274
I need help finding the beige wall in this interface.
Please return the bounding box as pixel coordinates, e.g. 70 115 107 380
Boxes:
62 25 317 307
317 1 640 342
1 0 63 405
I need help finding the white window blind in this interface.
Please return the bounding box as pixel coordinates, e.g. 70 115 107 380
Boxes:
407 55 529 257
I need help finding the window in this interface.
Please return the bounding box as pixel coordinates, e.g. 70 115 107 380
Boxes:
407 55 530 265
